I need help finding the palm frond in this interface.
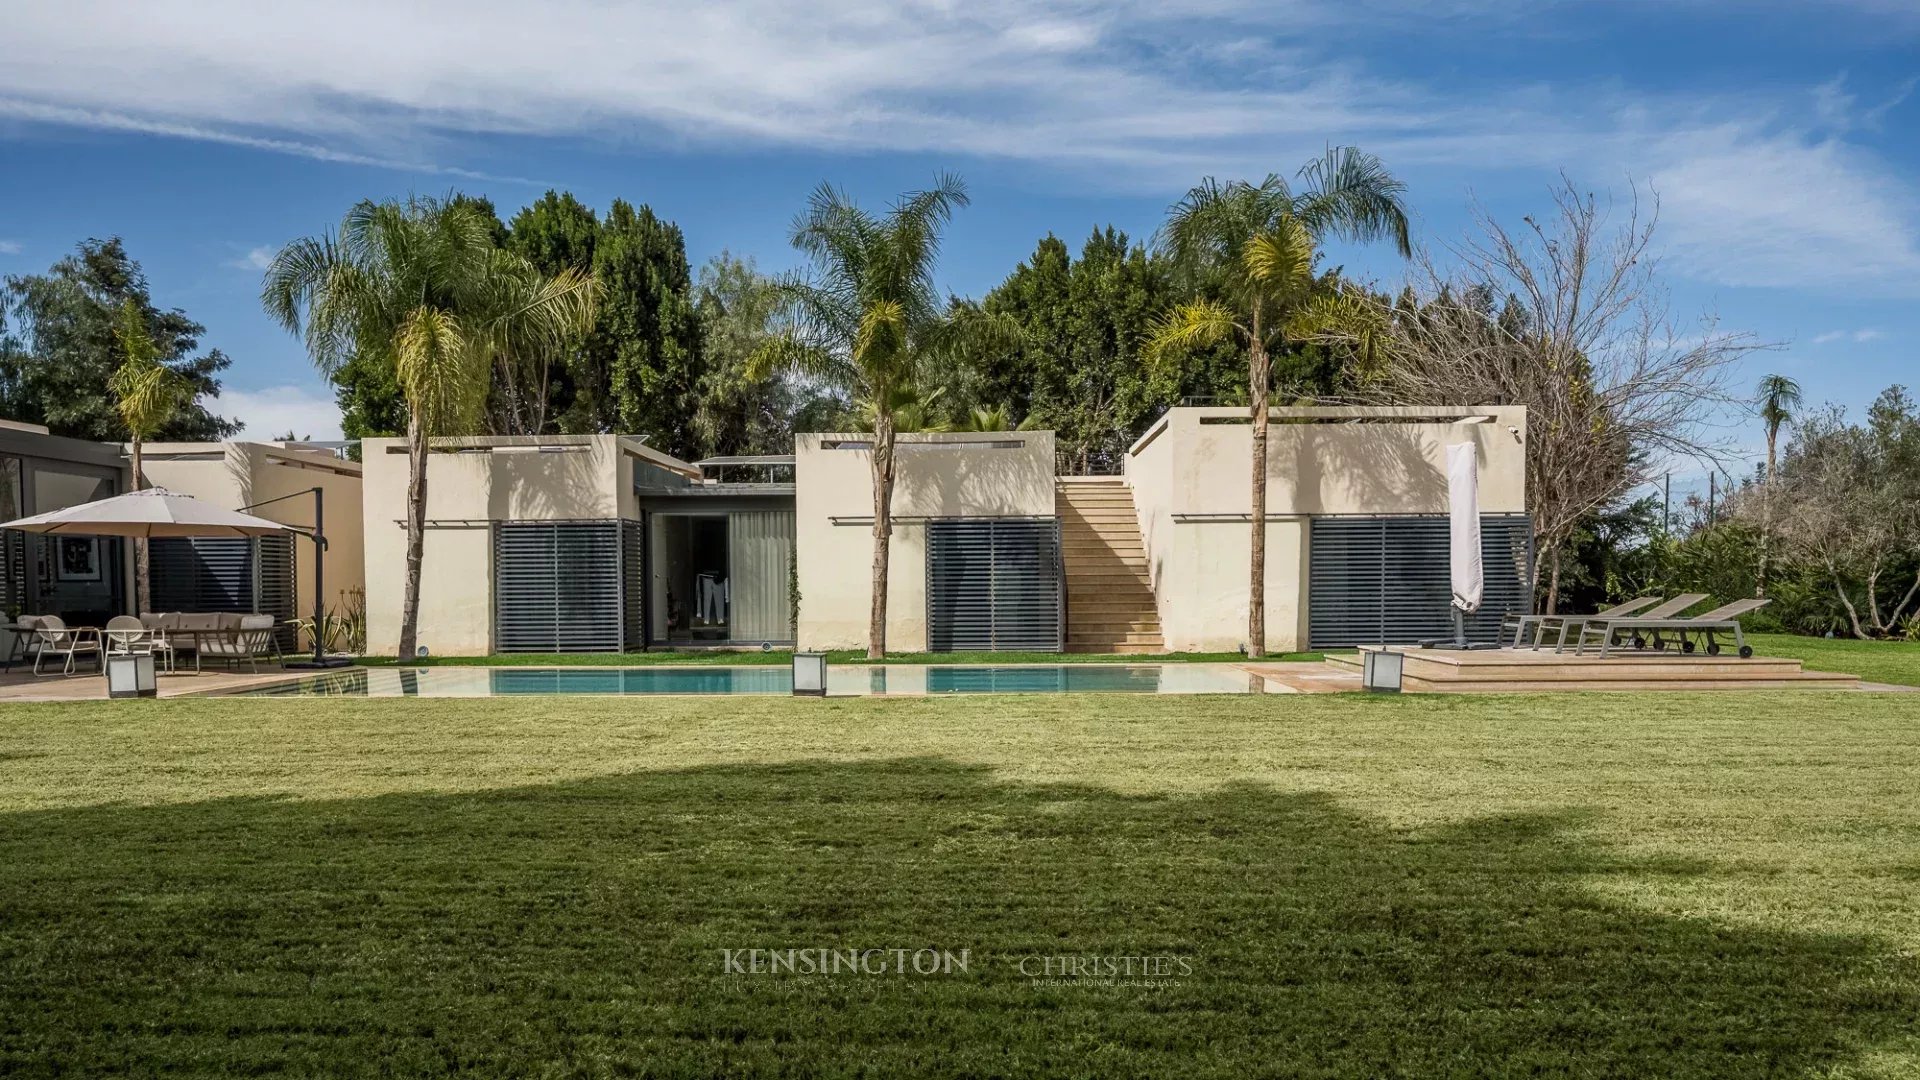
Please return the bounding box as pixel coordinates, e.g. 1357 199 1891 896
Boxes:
853 299 909 373
1243 217 1316 295
259 235 340 337
109 298 185 438
1756 374 1803 427
1144 300 1241 365
1294 146 1412 257
394 306 487 437
746 334 849 385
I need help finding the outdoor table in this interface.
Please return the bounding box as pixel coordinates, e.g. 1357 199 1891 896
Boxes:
2 620 33 673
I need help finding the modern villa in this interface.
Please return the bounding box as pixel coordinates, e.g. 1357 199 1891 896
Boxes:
0 405 1531 658
355 405 1530 656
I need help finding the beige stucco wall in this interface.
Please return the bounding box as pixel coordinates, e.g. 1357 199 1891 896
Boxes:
139 443 364 647
794 431 1056 651
1126 407 1528 653
360 435 692 657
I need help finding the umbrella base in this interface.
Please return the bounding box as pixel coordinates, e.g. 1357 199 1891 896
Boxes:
283 657 354 670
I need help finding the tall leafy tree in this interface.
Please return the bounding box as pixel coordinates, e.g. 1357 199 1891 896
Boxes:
0 238 238 441
503 191 600 435
1755 373 1802 597
976 234 1071 422
691 253 819 457
752 176 973 658
329 352 407 443
110 297 188 615
1146 148 1411 657
597 201 704 455
974 228 1241 473
262 195 599 660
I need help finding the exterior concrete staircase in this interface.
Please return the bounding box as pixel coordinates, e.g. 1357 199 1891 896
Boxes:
1057 479 1163 654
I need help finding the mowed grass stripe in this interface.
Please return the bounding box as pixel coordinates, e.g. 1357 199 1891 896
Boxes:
2 693 1918 1077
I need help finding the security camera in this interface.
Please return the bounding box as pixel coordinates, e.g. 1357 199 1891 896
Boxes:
1505 425 1521 437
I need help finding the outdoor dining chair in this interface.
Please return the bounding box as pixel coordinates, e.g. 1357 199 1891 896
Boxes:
30 615 102 676
105 615 175 672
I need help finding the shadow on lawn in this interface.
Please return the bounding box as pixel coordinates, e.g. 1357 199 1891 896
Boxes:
1 759 1915 1078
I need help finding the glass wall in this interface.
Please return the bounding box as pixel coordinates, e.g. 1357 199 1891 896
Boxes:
0 458 125 625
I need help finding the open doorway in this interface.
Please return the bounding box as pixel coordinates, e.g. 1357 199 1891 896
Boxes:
653 515 730 644
648 509 795 648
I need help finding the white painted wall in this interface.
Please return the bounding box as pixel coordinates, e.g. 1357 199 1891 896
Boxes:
794 431 1056 651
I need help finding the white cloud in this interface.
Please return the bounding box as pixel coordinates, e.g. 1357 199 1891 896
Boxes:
228 245 275 271
0 2 1916 294
0 240 21 255
1811 328 1887 344
1631 125 1920 295
218 385 344 442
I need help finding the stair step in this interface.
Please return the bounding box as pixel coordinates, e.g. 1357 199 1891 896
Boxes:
1067 587 1155 598
1064 644 1166 655
1059 480 1158 655
1070 621 1163 634
1067 628 1161 639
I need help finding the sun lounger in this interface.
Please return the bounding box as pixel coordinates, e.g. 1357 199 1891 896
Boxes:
1546 592 1708 653
1574 597 1770 658
1503 595 1662 650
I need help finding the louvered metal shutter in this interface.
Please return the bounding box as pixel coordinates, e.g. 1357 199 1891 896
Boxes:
150 538 254 612
493 521 628 652
148 536 297 648
0 530 26 616
1308 515 1531 648
255 536 297 650
622 521 644 650
926 519 1063 652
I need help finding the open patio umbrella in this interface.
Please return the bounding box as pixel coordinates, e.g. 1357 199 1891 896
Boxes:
0 487 291 538
0 487 345 670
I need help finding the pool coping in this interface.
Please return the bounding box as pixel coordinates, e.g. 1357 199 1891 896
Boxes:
209 662 1312 698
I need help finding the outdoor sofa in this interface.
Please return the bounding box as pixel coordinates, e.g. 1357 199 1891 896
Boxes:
137 612 284 673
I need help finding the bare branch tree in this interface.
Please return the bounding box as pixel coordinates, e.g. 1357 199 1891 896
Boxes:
1358 178 1764 611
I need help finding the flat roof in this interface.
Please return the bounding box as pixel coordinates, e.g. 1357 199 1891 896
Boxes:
636 483 796 498
694 455 795 467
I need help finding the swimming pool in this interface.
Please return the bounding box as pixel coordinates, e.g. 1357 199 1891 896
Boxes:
236 664 1270 697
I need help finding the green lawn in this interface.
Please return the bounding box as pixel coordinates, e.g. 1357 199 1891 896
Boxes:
356 648 1322 667
4 693 1920 1077
1747 632 1920 687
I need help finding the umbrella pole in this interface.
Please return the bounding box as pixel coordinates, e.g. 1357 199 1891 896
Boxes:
239 486 350 669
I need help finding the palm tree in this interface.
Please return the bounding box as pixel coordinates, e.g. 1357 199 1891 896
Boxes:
1145 147 1411 657
959 403 1030 432
110 297 186 615
1755 373 1802 596
852 385 952 435
752 176 971 659
262 196 599 660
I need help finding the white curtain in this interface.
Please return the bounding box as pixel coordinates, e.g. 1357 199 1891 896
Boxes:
728 510 795 642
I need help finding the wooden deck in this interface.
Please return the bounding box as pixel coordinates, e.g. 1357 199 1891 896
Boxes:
0 666 297 702
1324 646 1861 692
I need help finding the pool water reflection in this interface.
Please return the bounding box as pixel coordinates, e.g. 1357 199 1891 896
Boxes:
238 664 1267 697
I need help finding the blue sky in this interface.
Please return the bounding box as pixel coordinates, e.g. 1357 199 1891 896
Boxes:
0 0 1914 482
